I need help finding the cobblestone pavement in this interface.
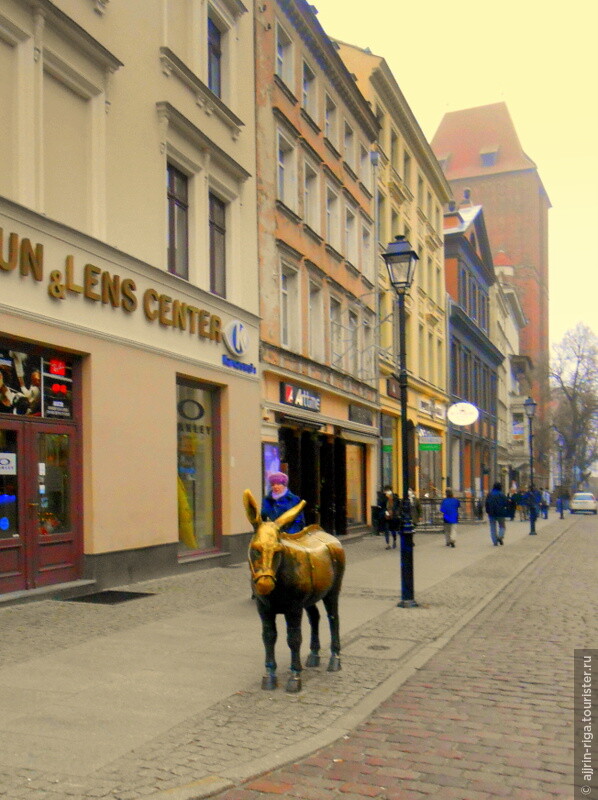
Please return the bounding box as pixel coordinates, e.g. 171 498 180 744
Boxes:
208 515 597 800
0 516 585 800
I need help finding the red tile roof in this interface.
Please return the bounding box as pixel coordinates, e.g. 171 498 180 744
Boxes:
431 102 536 179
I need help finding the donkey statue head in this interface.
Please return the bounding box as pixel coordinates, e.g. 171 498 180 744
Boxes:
243 489 306 596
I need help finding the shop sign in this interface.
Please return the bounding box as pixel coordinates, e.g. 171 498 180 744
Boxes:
419 428 441 452
348 404 373 426
280 382 321 412
386 377 400 399
222 320 249 357
0 454 16 475
0 227 224 343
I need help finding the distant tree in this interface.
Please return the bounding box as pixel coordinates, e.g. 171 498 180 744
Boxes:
550 324 598 490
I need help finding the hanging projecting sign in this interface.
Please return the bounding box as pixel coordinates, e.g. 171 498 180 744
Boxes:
280 382 321 412
447 402 479 427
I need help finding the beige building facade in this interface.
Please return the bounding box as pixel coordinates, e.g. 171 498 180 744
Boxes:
0 0 261 598
335 42 451 499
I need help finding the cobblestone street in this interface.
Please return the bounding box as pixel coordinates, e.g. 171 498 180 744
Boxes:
210 516 595 800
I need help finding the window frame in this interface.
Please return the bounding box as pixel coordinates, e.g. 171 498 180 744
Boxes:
275 21 293 87
167 162 190 280
209 190 227 297
302 59 317 119
280 261 300 351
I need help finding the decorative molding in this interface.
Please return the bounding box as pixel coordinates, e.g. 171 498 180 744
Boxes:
156 101 251 182
159 48 244 141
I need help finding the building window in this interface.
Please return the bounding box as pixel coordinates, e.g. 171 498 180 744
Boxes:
344 122 355 170
303 159 319 232
403 150 412 188
330 296 343 369
391 209 399 240
275 22 293 87
348 309 359 375
325 94 338 147
167 163 189 279
209 192 226 297
177 380 218 553
361 224 372 279
363 318 374 382
326 185 340 250
377 191 386 244
417 175 424 208
207 17 222 97
359 144 370 189
309 281 324 361
302 61 317 119
345 205 358 265
277 131 296 210
390 129 399 171
480 150 498 167
281 264 299 350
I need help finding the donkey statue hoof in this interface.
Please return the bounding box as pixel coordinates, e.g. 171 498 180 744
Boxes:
261 674 278 690
305 651 320 668
286 673 302 693
327 654 341 672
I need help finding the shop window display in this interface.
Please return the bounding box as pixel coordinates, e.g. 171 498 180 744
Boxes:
177 381 217 553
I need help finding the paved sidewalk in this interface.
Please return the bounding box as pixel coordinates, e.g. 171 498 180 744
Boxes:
0 514 577 800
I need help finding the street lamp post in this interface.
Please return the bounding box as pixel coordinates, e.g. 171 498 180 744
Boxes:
524 396 537 535
382 235 419 608
557 435 565 519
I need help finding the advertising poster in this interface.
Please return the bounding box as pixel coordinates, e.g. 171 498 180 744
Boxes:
42 357 73 419
0 350 42 416
0 350 72 418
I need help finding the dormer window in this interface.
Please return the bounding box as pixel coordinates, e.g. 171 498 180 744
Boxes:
480 149 498 167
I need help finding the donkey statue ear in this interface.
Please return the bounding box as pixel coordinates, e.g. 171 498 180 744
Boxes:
243 489 262 528
275 499 306 531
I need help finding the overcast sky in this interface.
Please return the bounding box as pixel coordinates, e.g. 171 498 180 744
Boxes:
312 0 598 349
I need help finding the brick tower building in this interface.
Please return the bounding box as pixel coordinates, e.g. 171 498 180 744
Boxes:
431 103 550 440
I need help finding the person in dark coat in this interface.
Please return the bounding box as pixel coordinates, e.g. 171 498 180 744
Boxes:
484 481 510 546
261 472 305 534
378 485 400 549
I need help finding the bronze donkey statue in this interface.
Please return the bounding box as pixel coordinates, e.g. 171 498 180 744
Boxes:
244 489 345 693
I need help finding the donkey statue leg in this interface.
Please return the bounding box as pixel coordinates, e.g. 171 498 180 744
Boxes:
323 592 342 672
284 608 303 693
305 604 321 667
257 604 278 690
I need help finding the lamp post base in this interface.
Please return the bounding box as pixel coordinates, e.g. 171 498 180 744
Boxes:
397 598 419 608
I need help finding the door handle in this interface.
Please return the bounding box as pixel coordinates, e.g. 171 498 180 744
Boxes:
28 502 39 508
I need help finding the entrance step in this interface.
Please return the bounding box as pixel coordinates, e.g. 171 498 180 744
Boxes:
0 578 97 608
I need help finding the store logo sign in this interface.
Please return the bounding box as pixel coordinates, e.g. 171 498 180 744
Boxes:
280 382 321 412
0 454 17 475
223 320 249 358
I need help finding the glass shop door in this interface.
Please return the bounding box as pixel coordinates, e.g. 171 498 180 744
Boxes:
0 420 81 593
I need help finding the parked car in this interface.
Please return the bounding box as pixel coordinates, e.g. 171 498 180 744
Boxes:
569 492 598 514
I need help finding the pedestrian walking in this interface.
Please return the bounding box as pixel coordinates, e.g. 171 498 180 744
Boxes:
440 488 460 547
484 481 510 546
378 486 400 549
526 486 541 527
540 487 551 519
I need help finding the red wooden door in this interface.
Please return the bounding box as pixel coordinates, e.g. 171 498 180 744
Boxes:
0 419 81 593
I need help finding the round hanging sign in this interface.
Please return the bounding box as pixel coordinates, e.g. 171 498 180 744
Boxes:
447 402 479 426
